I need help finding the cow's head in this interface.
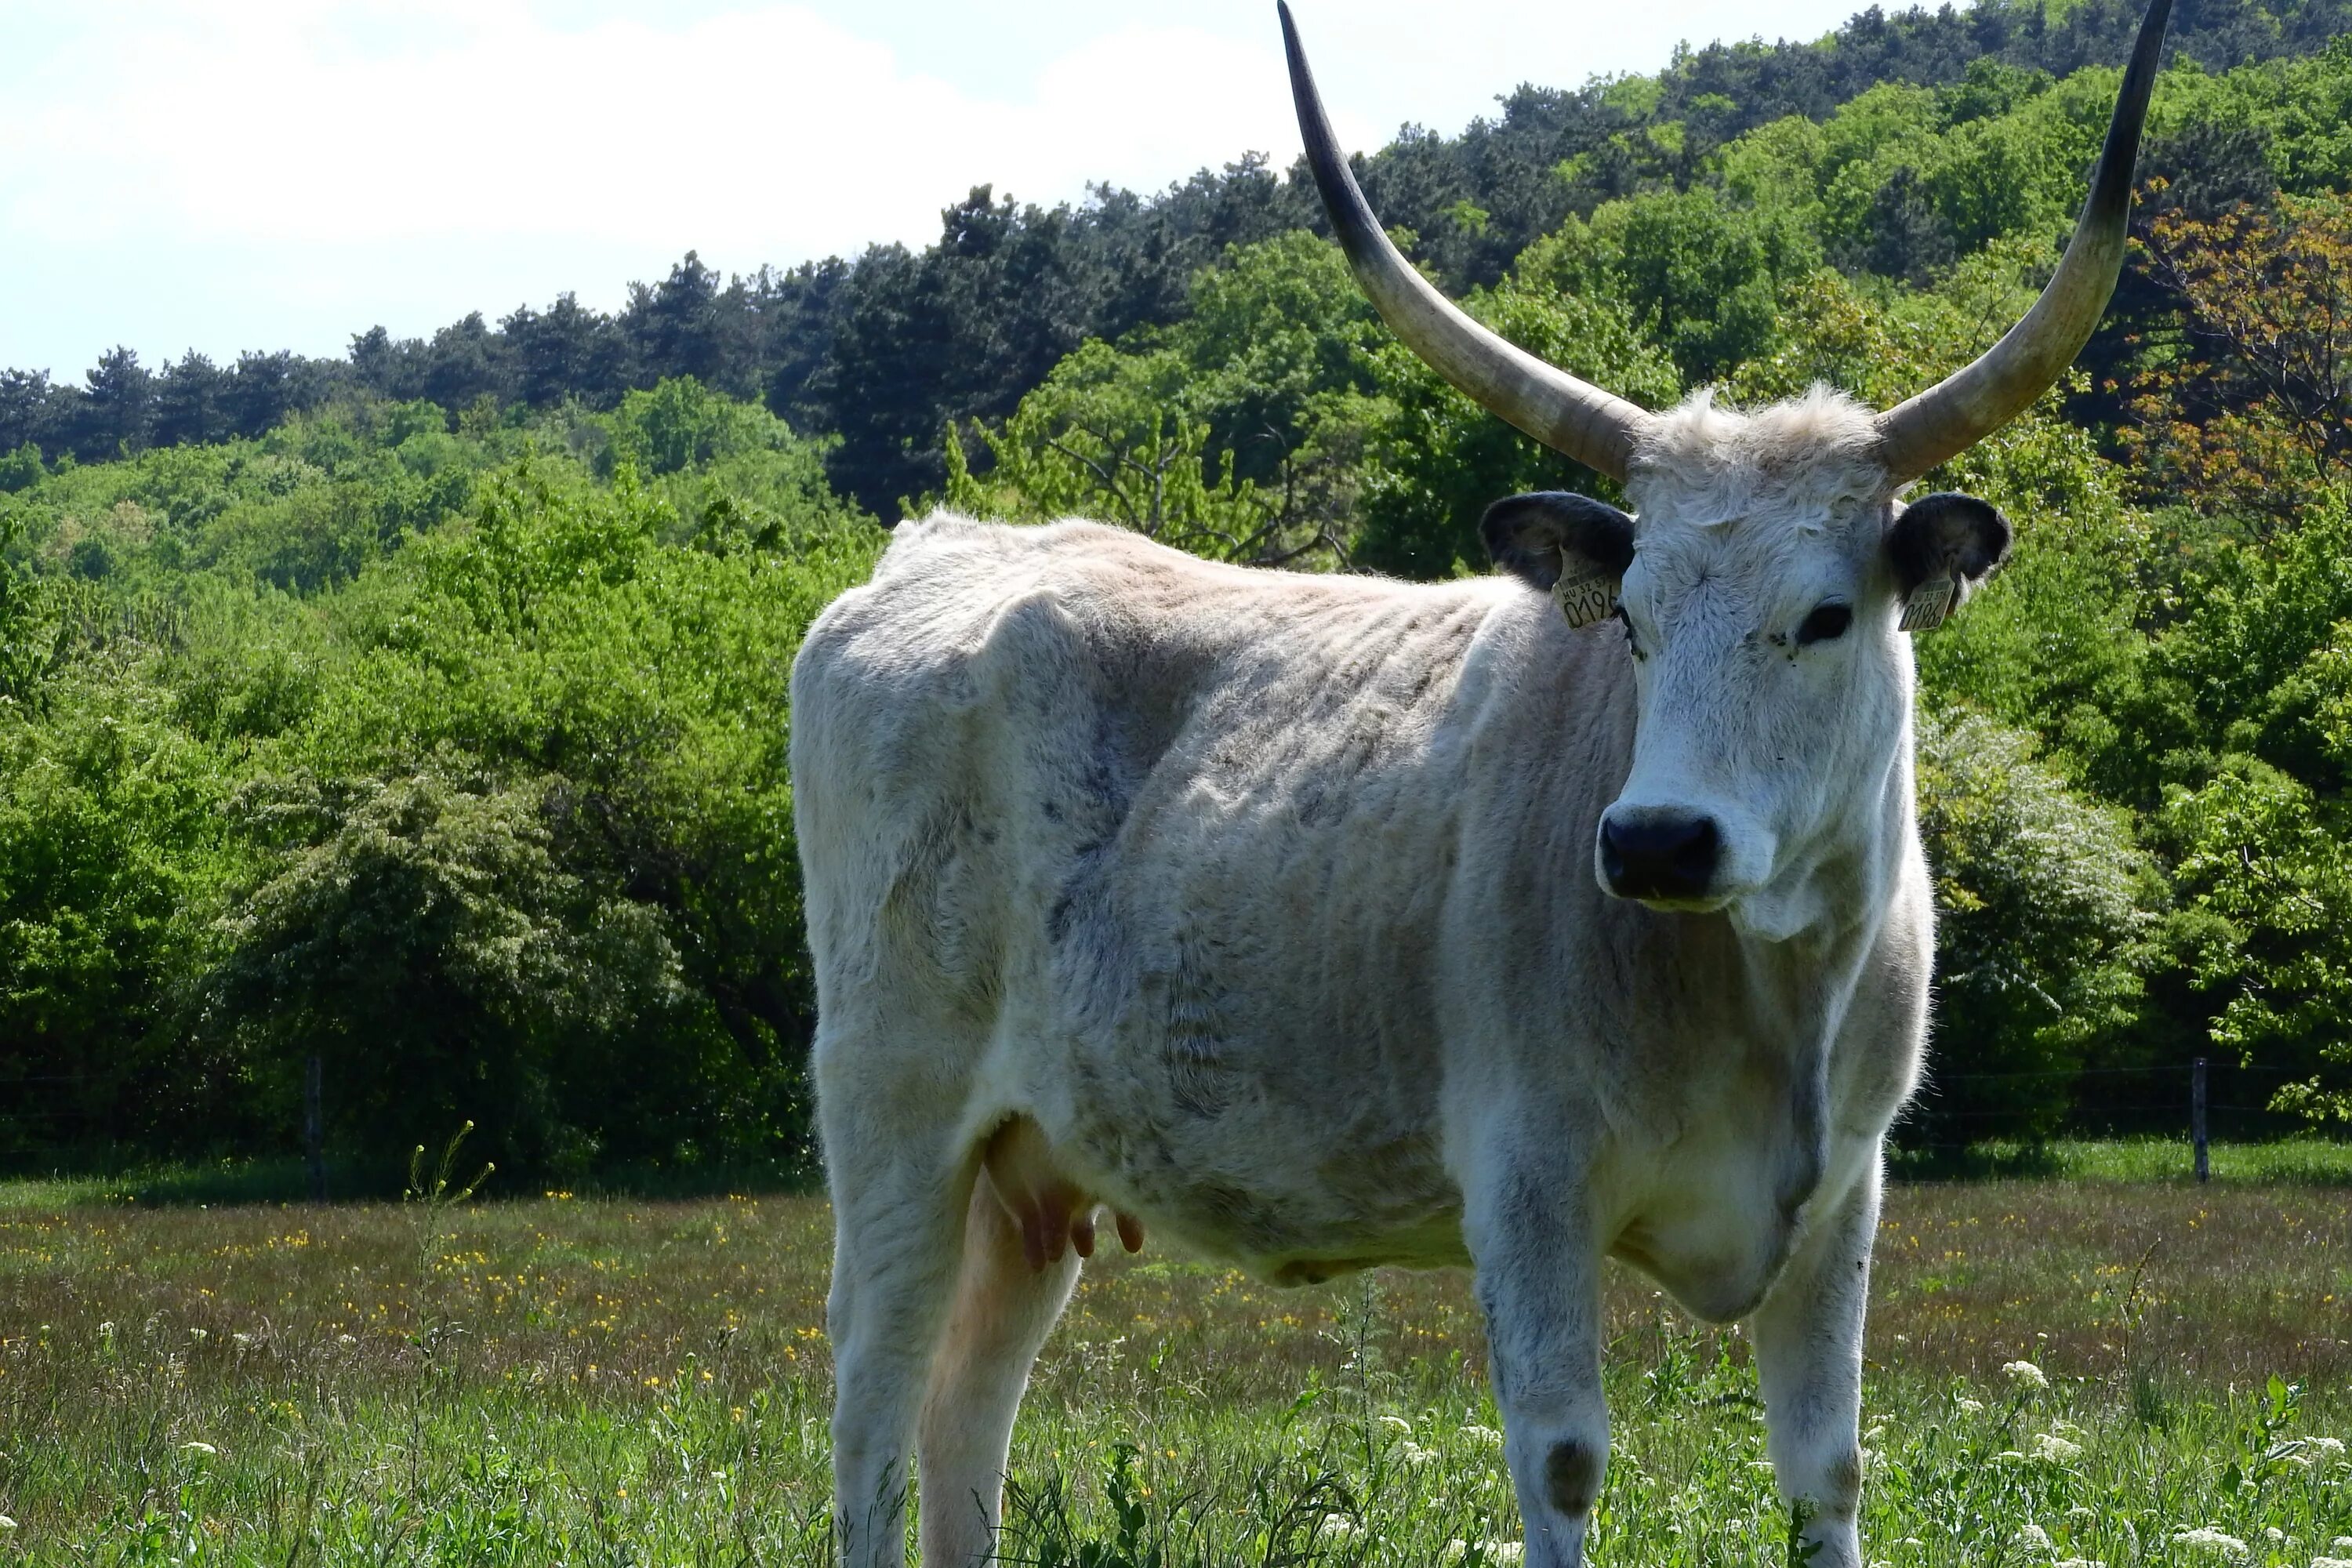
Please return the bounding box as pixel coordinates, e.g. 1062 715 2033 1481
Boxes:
1281 0 2167 936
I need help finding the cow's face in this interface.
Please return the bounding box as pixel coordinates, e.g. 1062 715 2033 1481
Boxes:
1483 396 2009 938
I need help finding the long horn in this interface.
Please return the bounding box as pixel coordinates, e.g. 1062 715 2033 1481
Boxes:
1279 2 1650 482
1874 0 2174 485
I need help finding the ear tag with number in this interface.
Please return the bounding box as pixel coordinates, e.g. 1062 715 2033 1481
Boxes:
1899 577 1956 633
1552 560 1621 630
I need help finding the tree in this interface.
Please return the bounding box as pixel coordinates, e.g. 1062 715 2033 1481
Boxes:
2125 191 2352 526
151 352 233 448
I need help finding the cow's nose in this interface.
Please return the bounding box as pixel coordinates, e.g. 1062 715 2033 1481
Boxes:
1599 811 1721 902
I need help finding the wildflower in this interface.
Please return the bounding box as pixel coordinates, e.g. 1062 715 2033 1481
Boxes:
2015 1521 2054 1554
1461 1424 1504 1446
1956 1397 1985 1414
1378 1414 1413 1433
1398 1441 1436 1466
187 1328 208 1342
2314 1559 2352 1568
0 1517 15 1530
336 1334 357 1346
232 1333 252 1348
2055 1559 2097 1568
2001 1360 2049 1390
1439 1544 1523 1566
2314 1436 2347 1459
2169 1526 2248 1559
2030 1432 2083 1463
181 1441 217 1456
1320 1514 1359 1540
2264 1527 2285 1543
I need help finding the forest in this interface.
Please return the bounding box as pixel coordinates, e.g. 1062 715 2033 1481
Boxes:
3 0 2350 1182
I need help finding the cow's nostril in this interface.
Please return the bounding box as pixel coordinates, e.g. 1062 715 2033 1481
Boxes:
1599 814 1721 902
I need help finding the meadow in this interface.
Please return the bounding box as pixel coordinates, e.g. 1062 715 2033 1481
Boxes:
1 1149 2347 1566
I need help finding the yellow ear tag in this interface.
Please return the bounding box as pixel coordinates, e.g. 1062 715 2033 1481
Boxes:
1552 560 1621 630
1900 577 1956 633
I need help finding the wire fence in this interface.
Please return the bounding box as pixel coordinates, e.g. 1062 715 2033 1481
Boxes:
2 1060 2343 1181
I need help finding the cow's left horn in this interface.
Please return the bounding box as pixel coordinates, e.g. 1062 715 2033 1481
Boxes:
1280 2 1651 482
1872 0 2174 485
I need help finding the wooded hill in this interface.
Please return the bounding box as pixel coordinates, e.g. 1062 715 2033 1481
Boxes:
2 0 2349 1180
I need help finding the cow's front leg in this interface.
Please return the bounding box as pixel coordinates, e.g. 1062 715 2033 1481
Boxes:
1750 1152 1881 1568
1465 1158 1606 1568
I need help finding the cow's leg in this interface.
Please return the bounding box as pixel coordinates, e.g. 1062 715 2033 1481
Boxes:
1465 1160 1607 1568
916 1171 1082 1566
1751 1155 1880 1568
825 1102 975 1568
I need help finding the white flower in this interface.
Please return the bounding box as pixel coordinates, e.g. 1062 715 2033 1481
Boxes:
2030 1432 2083 1463
2015 1521 2054 1554
2314 1436 2347 1457
2336 1537 2352 1549
1460 1424 1504 1446
2311 1558 2352 1568
2066 1506 2098 1521
2169 1526 2249 1559
0 1516 16 1530
1378 1414 1414 1433
2054 1559 2096 1568
336 1334 358 1346
1439 1544 1523 1566
2002 1360 2049 1390
181 1441 217 1456
1320 1515 1359 1541
1398 1441 1436 1466
232 1333 253 1348
187 1328 208 1342
1957 1397 1986 1414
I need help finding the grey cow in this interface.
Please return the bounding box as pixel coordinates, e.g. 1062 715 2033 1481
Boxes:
790 2 2172 1562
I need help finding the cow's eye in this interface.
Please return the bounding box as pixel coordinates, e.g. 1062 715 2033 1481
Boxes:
1797 603 1853 646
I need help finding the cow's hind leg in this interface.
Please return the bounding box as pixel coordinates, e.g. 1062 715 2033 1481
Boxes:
826 1098 975 1568
917 1169 1082 1566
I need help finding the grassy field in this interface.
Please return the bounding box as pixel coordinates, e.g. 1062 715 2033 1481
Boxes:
1 1157 2348 1565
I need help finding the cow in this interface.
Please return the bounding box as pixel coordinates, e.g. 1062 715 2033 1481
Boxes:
789 0 2172 1562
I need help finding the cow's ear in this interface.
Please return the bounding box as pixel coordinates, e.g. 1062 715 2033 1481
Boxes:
1885 492 2012 631
1480 492 1635 593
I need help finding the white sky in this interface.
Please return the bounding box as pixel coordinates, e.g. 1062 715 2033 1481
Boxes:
0 0 1870 378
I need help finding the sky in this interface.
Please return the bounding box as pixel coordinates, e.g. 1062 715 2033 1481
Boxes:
0 0 1871 379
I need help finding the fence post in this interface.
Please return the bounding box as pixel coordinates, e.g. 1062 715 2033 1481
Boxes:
304 1054 327 1203
2191 1056 2209 1184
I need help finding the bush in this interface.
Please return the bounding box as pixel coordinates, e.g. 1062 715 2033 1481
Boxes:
1907 709 2158 1146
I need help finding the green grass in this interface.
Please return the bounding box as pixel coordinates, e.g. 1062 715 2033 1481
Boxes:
0 1168 2348 1563
2045 1138 2352 1185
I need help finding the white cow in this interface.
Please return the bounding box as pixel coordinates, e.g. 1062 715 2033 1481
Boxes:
790 2 2171 1563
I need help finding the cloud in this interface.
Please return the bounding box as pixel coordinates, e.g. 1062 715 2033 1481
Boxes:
0 0 1863 369
0 3 1344 262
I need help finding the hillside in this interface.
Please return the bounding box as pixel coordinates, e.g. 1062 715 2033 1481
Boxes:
2 0 2350 1178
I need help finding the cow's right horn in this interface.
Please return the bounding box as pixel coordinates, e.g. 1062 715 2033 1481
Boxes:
1280 3 1652 484
1872 0 2174 485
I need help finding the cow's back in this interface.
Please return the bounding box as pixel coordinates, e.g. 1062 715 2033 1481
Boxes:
790 515 1542 1270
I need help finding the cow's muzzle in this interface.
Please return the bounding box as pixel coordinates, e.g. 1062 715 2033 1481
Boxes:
1598 809 1722 904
